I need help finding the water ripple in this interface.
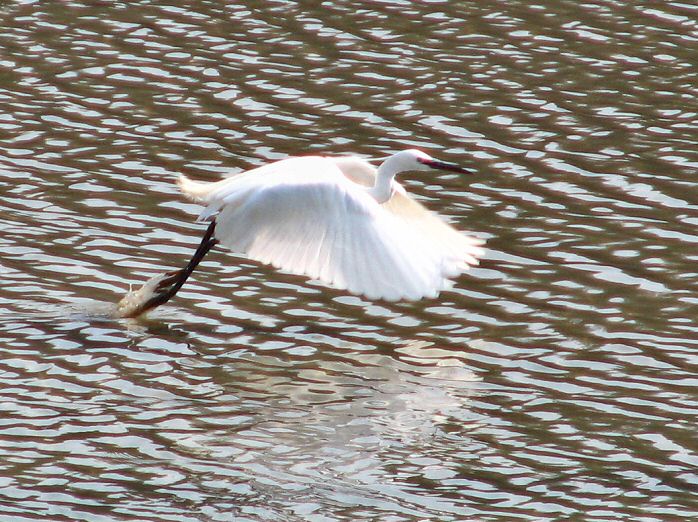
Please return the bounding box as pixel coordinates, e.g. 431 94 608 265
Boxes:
1 0 697 520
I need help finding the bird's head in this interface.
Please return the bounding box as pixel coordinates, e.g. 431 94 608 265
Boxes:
371 149 473 203
406 149 471 174
391 149 472 175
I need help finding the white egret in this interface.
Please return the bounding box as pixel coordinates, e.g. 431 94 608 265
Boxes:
117 149 484 318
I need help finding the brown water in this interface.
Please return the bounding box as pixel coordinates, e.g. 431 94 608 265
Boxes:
1 1 697 520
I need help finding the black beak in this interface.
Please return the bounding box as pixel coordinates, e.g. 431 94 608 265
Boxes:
417 157 472 174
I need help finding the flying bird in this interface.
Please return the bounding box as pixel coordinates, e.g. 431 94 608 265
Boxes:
117 149 484 318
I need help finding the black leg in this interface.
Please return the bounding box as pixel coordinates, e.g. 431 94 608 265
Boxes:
117 220 219 318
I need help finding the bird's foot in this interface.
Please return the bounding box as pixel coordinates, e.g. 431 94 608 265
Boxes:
116 268 185 319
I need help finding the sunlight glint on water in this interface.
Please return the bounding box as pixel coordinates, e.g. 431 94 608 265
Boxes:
0 1 697 520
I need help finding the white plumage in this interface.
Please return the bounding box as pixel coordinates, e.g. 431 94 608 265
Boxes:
177 149 484 302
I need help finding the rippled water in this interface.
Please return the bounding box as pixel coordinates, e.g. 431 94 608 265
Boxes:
1 1 697 520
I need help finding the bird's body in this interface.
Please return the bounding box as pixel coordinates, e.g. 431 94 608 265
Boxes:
176 149 483 302
117 149 484 317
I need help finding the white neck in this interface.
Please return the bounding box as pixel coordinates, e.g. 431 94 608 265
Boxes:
366 155 402 203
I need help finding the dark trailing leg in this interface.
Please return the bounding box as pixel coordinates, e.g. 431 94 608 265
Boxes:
117 220 218 318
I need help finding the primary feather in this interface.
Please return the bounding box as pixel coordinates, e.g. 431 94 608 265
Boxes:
178 153 483 301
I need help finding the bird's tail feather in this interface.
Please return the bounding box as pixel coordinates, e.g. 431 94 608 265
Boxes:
177 175 213 202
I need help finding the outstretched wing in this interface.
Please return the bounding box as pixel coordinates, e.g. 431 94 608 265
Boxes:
384 190 485 270
178 156 474 301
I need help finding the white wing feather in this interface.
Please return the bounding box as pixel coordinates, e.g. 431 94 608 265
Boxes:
336 156 485 271
178 155 484 301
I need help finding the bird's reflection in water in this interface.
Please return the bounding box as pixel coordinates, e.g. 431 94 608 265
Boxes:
170 340 481 494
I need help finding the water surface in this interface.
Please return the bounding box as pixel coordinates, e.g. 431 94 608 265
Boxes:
1 1 697 520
